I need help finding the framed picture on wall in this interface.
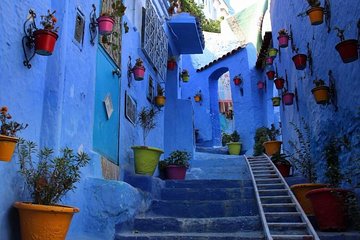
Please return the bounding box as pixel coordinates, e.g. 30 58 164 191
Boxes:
147 76 154 103
125 91 137 125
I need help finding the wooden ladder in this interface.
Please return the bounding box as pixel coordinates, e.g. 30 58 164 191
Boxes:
244 155 319 240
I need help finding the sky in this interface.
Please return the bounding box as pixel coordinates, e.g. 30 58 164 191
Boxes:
229 0 259 12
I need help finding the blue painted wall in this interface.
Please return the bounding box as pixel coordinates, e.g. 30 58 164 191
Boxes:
269 0 360 190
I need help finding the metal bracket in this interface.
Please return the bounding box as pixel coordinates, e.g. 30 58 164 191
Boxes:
307 42 313 76
22 9 38 69
295 86 299 112
357 19 360 48
290 25 296 54
89 4 98 45
324 0 331 33
127 56 133 87
285 69 289 90
112 68 121 77
328 70 338 111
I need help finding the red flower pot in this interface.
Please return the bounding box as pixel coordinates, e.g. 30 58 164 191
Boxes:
34 30 58 56
265 57 274 65
133 66 145 80
233 77 242 86
167 60 176 70
335 39 359 63
274 78 284 89
278 35 289 48
266 70 275 80
275 163 291 177
97 16 115 35
292 54 307 70
306 188 351 231
282 92 294 105
165 165 187 180
257 81 265 89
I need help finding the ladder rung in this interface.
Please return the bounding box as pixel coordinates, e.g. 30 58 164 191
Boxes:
260 196 290 199
254 174 277 177
258 189 288 192
252 167 274 170
257 183 284 187
271 235 313 239
253 170 276 173
263 203 296 207
256 178 281 181
268 222 307 227
265 212 300 216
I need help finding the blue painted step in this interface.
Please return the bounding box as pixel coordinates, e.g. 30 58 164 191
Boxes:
165 179 253 188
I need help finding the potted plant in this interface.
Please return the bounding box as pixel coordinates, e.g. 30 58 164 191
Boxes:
271 96 281 106
181 69 190 82
282 88 295 105
154 85 166 107
34 10 59 56
334 27 359 63
97 0 126 35
263 124 282 156
292 48 307 70
288 120 327 216
221 132 232 146
257 81 265 89
271 152 292 177
133 58 145 80
277 29 289 48
311 78 330 104
274 77 285 89
265 66 276 80
131 107 163 175
233 75 242 86
194 90 202 103
226 131 241 155
268 48 278 58
0 106 27 162
265 56 274 65
167 57 177 70
160 150 190 180
306 0 324 25
14 140 90 240
253 127 268 156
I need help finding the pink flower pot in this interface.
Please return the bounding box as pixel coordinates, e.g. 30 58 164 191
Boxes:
265 57 274 65
97 16 115 35
165 165 187 180
278 35 289 48
257 81 265 89
282 92 295 105
292 54 307 70
274 78 284 89
133 66 145 80
335 39 359 63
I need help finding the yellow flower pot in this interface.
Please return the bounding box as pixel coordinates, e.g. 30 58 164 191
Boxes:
227 142 242 155
263 140 282 156
182 75 189 82
132 146 163 175
0 135 18 162
307 7 324 25
290 183 328 216
14 202 79 240
311 86 330 104
155 95 166 107
271 97 281 107
268 48 278 58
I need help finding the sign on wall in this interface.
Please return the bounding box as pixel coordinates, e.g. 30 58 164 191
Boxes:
125 91 137 125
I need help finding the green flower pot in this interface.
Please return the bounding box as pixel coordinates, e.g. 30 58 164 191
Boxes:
227 142 241 155
132 146 164 175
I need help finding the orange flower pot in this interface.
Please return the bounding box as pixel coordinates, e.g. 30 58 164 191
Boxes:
263 140 282 156
194 95 201 102
306 7 324 25
0 135 18 162
14 202 79 240
311 86 330 104
155 96 166 107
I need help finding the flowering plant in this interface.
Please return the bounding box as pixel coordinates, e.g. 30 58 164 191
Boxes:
278 29 288 36
40 10 58 32
134 58 144 67
0 106 28 137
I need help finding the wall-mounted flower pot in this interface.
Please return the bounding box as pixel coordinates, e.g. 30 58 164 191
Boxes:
132 146 163 175
292 54 307 70
97 16 115 35
0 135 18 162
263 140 282 156
282 92 295 105
306 7 324 25
268 48 278 58
133 66 145 80
165 165 187 180
274 78 284 89
257 81 265 89
227 142 241 155
167 60 176 70
266 70 275 80
155 96 166 107
194 95 201 102
182 75 189 82
271 97 281 106
14 202 79 240
233 77 242 85
335 39 359 63
265 57 274 65
306 188 352 231
311 86 330 104
34 30 58 56
278 35 289 48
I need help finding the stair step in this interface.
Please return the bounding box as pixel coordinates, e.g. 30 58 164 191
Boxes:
165 180 253 188
271 234 313 240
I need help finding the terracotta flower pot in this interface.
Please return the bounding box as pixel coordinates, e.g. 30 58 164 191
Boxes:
257 81 265 89
0 135 18 162
306 7 324 25
274 162 291 177
268 48 278 58
306 188 352 231
282 92 295 105
271 97 281 106
265 57 274 65
292 54 307 70
335 39 359 63
194 95 201 102
133 66 145 80
34 29 58 56
233 77 242 85
263 140 282 156
274 78 284 89
266 70 275 80
155 96 166 107
167 60 176 70
165 165 187 180
278 35 289 48
97 16 115 35
311 86 330 104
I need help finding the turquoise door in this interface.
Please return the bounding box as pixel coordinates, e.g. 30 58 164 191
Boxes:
93 46 120 164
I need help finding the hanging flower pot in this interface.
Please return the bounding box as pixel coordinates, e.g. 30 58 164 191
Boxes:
155 96 166 107
335 39 359 63
282 92 295 105
274 78 284 89
97 15 115 35
268 48 278 58
194 91 202 103
311 79 330 104
257 81 265 89
233 75 242 86
265 57 274 65
277 29 289 48
181 69 190 82
133 58 145 80
271 97 281 106
292 54 307 70
266 70 275 80
34 29 59 56
306 7 324 25
167 59 176 70
0 135 18 162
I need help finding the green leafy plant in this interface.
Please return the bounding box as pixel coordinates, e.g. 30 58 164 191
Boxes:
138 107 159 146
18 140 90 205
157 85 165 96
324 138 343 188
222 132 232 146
181 69 189 77
278 29 288 36
161 150 190 168
0 106 28 137
101 0 126 19
313 78 325 87
307 0 321 7
231 130 240 142
266 124 280 141
288 120 317 183
253 127 268 156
